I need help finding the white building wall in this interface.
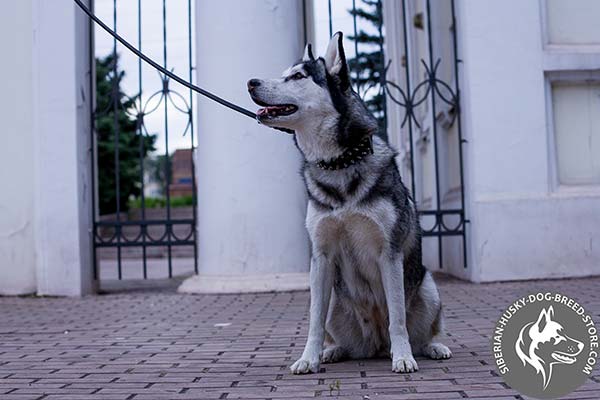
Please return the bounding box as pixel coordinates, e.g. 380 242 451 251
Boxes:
0 0 37 295
384 0 600 282
457 0 600 281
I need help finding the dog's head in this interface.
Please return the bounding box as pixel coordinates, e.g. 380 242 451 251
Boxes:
515 306 584 389
247 32 378 161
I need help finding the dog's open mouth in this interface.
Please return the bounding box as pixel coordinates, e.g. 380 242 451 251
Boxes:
552 351 577 364
253 99 297 119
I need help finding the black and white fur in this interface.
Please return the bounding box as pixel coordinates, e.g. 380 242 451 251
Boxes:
247 32 451 374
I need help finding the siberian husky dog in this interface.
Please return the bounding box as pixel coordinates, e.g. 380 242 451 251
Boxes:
247 32 451 374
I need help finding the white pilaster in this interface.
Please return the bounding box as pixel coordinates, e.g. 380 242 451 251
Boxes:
32 0 94 296
0 1 37 295
0 1 94 296
179 0 310 293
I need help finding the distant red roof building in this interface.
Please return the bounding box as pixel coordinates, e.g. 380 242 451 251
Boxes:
169 149 194 197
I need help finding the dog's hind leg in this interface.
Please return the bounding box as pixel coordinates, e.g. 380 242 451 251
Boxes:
321 293 356 364
421 308 452 359
322 330 346 364
408 272 452 360
420 303 452 359
422 342 452 359
322 344 346 363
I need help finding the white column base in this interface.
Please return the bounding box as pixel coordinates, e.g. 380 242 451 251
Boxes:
178 272 309 294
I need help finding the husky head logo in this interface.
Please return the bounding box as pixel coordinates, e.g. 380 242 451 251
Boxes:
515 306 584 390
247 32 378 162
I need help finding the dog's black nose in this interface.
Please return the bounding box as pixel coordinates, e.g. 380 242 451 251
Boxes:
247 79 261 91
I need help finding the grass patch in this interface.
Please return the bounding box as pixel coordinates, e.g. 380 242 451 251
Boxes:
128 195 194 209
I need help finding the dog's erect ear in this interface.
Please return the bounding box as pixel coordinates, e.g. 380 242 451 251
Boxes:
324 32 344 74
324 31 350 89
535 307 551 333
302 43 315 62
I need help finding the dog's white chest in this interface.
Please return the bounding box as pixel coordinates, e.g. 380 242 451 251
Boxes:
306 199 396 253
315 212 385 255
307 202 396 270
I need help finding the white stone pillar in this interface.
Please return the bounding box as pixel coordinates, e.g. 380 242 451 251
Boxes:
32 0 94 296
0 1 37 295
179 0 310 293
0 1 94 296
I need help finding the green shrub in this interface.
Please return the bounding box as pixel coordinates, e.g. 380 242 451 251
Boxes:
128 195 194 209
170 195 194 207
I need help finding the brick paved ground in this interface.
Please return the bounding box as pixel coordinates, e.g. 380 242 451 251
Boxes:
1 276 599 400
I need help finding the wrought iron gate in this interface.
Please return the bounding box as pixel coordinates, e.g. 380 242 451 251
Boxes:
90 0 197 280
88 0 467 279
330 0 468 269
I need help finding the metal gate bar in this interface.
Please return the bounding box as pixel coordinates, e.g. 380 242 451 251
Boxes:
91 0 198 280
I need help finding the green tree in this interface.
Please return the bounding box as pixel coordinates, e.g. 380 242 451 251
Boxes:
95 54 157 215
347 0 386 132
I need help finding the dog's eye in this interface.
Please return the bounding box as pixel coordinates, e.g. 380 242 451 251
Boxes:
553 336 564 344
290 72 305 80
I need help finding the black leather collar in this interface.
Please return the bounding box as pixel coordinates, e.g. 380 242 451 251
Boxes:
316 136 373 171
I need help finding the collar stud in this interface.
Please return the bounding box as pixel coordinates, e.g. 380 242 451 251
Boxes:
316 136 373 171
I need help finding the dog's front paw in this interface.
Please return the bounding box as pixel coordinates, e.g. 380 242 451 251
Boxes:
391 354 419 373
290 356 320 374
